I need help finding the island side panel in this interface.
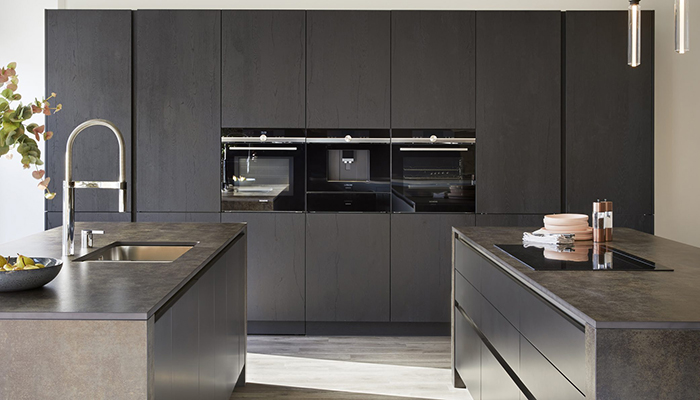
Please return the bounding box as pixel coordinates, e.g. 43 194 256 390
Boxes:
0 319 148 399
595 328 700 399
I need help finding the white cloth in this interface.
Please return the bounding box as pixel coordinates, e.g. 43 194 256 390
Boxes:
523 231 575 246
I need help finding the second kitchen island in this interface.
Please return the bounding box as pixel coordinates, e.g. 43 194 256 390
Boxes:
453 226 700 400
0 222 246 400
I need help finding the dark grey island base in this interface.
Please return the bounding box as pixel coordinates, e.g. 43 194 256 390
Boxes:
0 222 247 400
452 227 700 400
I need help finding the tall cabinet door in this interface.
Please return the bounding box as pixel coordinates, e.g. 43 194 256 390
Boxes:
222 212 306 332
391 214 475 323
306 213 390 322
222 11 305 128
565 11 654 233
476 12 562 214
306 11 390 129
45 10 132 213
391 11 476 129
134 11 221 213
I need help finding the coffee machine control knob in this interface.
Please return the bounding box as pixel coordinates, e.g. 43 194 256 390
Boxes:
260 134 267 142
345 135 352 142
430 135 437 143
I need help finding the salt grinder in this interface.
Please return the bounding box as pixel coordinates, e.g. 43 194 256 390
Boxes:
603 200 613 242
593 200 606 243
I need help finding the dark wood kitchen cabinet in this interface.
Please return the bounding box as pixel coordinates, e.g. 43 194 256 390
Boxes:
306 11 390 129
391 213 475 323
222 11 305 128
475 214 546 227
155 233 246 400
45 211 132 230
565 11 654 233
476 11 562 215
134 10 221 213
306 213 390 322
135 213 221 223
222 212 306 334
391 11 476 129
45 10 132 213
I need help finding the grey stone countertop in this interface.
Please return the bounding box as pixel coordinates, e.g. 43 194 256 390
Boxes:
454 226 700 329
0 222 245 321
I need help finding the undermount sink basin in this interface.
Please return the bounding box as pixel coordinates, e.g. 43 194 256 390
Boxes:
74 242 197 262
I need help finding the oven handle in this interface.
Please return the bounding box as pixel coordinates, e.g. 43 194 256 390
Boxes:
399 147 470 152
391 138 476 144
222 137 306 143
306 138 390 144
228 146 298 151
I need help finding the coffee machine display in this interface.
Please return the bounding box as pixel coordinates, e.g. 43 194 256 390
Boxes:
306 129 390 212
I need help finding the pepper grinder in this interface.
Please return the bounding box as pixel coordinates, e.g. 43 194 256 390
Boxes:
603 200 613 242
593 200 606 243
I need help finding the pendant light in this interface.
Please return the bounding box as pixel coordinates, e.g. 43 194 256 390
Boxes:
628 0 642 67
675 0 690 53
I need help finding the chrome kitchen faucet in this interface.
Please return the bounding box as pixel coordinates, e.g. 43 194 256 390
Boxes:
63 119 127 256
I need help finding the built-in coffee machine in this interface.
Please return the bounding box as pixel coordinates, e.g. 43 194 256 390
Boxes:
306 129 390 212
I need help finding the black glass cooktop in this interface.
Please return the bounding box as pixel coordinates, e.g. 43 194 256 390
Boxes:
495 244 674 271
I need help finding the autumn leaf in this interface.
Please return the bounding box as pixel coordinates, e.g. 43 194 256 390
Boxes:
37 177 50 190
30 104 41 113
32 170 45 180
44 191 56 200
43 131 53 141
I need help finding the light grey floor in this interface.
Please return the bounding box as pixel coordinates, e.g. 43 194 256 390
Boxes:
231 336 471 400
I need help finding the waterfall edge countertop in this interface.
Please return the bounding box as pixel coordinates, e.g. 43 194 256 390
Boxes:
0 222 246 320
454 226 700 329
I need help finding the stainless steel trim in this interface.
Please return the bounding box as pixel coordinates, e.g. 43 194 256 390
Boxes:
399 147 471 152
70 181 127 189
227 146 298 151
306 137 391 144
391 138 476 144
222 137 306 143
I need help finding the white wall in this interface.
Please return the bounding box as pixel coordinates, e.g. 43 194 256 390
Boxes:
0 1 58 244
8 0 700 248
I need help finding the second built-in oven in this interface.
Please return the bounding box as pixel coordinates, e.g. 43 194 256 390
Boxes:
306 130 391 212
391 130 476 213
221 129 305 212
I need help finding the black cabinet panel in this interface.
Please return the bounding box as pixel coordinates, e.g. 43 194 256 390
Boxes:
154 308 173 400
134 11 221 212
198 267 218 399
171 281 200 400
45 10 132 212
565 11 654 220
454 308 481 399
222 213 305 324
476 11 562 214
481 298 520 376
454 237 483 291
481 341 521 400
306 213 390 321
222 11 305 128
391 11 476 129
135 213 220 223
391 214 475 322
45 211 132 231
306 11 390 128
475 214 546 228
520 336 585 400
519 286 586 395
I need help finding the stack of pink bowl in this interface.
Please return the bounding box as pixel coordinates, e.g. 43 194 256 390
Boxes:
540 214 592 241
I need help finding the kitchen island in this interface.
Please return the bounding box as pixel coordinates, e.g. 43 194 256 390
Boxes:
0 222 247 400
452 226 700 400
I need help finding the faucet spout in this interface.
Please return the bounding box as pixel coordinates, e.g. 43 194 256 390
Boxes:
63 119 127 256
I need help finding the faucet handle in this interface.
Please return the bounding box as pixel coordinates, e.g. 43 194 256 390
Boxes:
81 230 104 249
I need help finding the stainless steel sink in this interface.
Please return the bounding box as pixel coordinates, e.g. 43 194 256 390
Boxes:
74 242 197 262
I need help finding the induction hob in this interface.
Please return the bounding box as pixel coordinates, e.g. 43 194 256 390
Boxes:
495 244 674 271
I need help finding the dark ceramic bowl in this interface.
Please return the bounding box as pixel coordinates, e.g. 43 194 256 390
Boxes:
0 257 63 292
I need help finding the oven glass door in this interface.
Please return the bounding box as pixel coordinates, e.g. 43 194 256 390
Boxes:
391 143 476 212
222 143 305 211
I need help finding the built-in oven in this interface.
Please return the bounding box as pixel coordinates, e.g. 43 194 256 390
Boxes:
306 130 391 212
221 128 305 212
391 130 476 213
